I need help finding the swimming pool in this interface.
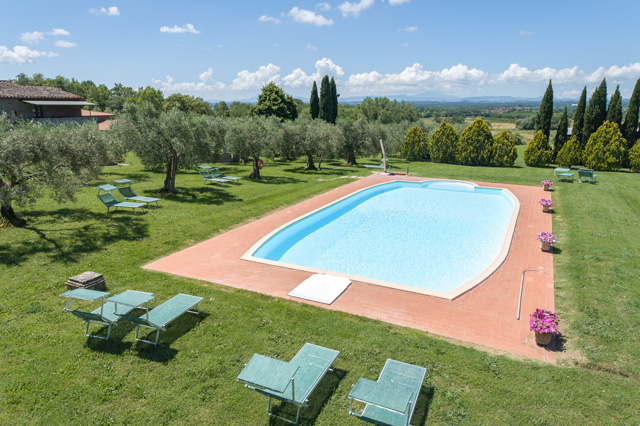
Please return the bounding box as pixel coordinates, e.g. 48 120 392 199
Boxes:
244 180 519 299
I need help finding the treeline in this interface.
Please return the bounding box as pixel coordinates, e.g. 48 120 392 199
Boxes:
524 78 640 171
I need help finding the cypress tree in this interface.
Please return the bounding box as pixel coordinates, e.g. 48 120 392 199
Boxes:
536 80 554 139
582 78 607 148
310 81 319 119
622 77 640 146
319 75 331 123
329 77 338 124
572 87 587 143
606 85 622 128
554 106 569 160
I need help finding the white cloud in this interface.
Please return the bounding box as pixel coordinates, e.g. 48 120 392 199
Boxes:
160 24 201 34
495 63 580 85
400 43 409 48
232 64 281 90
49 28 70 36
519 30 534 36
153 73 226 93
21 31 45 44
317 2 331 11
281 58 345 89
283 68 314 88
90 6 120 16
288 7 334 26
258 15 281 24
306 43 317 50
338 0 374 17
562 89 582 98
585 63 640 84
400 26 417 32
0 45 58 65
54 40 77 48
386 0 410 4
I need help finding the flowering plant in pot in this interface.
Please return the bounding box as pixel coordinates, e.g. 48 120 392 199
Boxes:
539 199 553 212
541 180 553 191
529 308 559 345
536 232 557 251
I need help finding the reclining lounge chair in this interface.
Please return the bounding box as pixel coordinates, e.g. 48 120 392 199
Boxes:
116 293 203 346
97 184 146 215
199 170 229 187
60 288 138 340
237 343 340 424
115 183 161 208
348 359 426 426
578 168 598 183
209 168 241 183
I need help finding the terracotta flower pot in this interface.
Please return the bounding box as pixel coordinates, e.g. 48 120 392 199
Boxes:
535 331 553 345
542 205 550 212
543 184 551 191
540 242 551 252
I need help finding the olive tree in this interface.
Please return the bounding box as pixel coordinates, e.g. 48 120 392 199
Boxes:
112 103 212 193
225 116 282 179
0 116 119 226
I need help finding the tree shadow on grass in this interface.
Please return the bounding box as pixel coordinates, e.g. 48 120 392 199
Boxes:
252 176 305 185
165 187 243 205
0 208 149 266
134 312 209 364
266 367 346 426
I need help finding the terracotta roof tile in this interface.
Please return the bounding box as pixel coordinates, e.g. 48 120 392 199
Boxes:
0 80 84 100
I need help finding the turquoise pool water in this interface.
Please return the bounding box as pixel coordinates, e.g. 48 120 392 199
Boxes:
251 181 516 294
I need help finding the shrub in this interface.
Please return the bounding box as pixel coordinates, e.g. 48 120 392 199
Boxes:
507 130 525 145
628 143 640 172
429 121 458 163
583 121 626 171
555 135 582 168
491 130 518 166
523 130 553 167
400 126 429 161
455 118 493 165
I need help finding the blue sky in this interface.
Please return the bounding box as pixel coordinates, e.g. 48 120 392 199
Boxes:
1 0 640 101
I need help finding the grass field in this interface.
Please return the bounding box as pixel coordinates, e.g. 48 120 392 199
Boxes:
1 150 639 425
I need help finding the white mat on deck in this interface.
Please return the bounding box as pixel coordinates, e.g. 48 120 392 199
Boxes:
288 274 351 305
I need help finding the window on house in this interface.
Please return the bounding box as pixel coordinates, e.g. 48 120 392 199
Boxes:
33 105 43 118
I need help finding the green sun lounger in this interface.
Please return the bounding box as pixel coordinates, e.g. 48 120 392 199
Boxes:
60 288 137 340
364 158 389 172
116 293 203 346
578 168 598 183
348 359 426 426
115 183 161 208
209 168 240 183
198 170 230 186
97 185 146 215
237 343 340 424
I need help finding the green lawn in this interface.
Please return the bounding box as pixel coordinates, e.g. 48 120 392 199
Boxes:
1 152 639 425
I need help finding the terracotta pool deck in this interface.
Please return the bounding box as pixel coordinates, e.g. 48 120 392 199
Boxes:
145 175 555 362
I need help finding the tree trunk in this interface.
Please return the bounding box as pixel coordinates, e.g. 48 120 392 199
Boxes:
163 157 178 193
1 203 27 227
304 154 317 171
345 148 358 166
249 157 262 179
317 155 323 171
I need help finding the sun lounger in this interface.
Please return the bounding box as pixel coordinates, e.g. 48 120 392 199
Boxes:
578 168 598 183
348 359 426 426
364 158 389 171
237 343 340 424
113 180 161 208
116 293 203 346
198 170 230 187
60 288 138 340
97 184 146 215
209 168 241 183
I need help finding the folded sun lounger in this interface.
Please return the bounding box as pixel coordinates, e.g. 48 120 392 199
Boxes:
60 288 137 340
237 343 340 424
348 359 426 426
116 293 203 346
198 170 230 187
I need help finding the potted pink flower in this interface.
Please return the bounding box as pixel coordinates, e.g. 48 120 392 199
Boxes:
536 232 557 251
541 180 553 191
529 308 559 345
539 199 553 212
